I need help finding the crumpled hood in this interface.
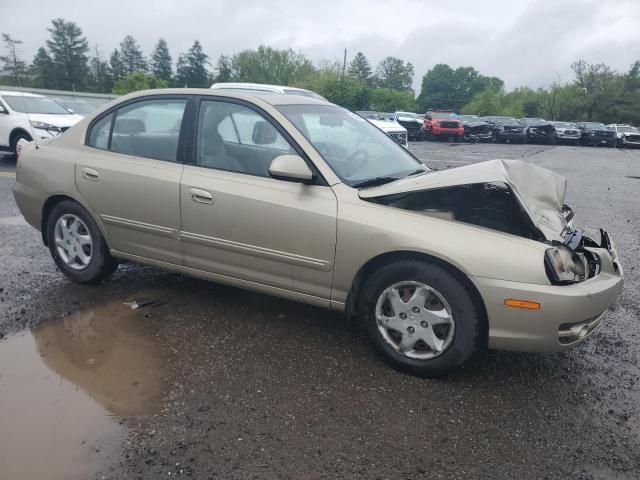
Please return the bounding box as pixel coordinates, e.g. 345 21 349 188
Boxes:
359 159 568 241
368 118 406 133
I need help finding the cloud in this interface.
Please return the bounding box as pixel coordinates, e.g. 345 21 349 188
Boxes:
1 0 639 90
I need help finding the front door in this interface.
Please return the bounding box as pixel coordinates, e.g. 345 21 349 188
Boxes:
179 99 337 301
76 96 189 264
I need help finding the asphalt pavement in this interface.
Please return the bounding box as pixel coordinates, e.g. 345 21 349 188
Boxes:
0 143 639 480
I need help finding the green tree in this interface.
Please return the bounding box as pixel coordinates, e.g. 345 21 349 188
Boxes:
175 40 210 87
231 45 315 85
374 57 414 92
571 60 617 121
348 52 372 82
119 35 147 74
109 49 125 81
88 47 112 93
303 63 369 110
31 47 55 89
214 54 232 82
369 88 415 112
417 64 504 112
0 34 28 86
150 38 172 82
112 71 168 94
461 89 503 116
46 18 89 90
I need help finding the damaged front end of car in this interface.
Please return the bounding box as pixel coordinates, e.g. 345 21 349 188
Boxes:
462 121 495 143
359 159 621 286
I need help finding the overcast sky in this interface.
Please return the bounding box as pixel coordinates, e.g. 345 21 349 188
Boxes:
2 0 639 90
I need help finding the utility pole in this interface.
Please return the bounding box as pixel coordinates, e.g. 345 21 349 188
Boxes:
342 48 347 81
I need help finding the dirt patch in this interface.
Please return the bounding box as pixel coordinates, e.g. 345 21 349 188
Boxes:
0 298 171 480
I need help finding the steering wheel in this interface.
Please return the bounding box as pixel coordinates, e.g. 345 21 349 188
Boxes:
342 148 368 176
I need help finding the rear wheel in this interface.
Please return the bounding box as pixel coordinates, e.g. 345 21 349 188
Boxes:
46 200 118 283
358 260 481 377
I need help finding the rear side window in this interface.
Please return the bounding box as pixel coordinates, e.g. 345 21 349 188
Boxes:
88 113 112 150
87 97 187 162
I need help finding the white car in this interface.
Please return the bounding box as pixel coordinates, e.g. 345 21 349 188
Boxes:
356 111 408 148
211 82 327 101
0 91 83 157
607 124 640 148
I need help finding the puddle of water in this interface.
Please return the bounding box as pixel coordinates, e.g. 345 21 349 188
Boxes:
0 299 170 480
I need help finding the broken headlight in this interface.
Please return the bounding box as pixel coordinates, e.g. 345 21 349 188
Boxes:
545 246 586 284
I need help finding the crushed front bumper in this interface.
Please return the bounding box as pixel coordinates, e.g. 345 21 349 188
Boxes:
471 234 623 353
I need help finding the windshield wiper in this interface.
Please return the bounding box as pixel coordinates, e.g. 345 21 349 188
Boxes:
351 176 400 189
352 168 427 189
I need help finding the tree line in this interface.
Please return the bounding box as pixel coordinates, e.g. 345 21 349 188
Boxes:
1 18 639 124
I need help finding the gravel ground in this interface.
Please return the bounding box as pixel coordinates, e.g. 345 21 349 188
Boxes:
0 143 639 480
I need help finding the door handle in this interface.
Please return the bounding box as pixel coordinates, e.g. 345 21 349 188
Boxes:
81 167 99 181
189 188 214 205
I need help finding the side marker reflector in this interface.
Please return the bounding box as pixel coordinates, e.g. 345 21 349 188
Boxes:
504 299 541 310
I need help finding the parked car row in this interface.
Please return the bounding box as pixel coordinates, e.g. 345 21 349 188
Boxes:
0 90 97 157
383 108 638 148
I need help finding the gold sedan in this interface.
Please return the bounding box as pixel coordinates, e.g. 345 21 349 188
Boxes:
13 89 623 376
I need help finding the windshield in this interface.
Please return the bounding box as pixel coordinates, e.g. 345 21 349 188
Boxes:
584 122 607 129
553 122 574 128
493 117 519 125
397 112 422 119
278 104 425 187
618 126 638 133
62 101 96 114
2 95 71 114
432 112 457 119
458 115 479 120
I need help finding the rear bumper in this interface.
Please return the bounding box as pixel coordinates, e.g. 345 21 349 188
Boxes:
13 180 45 231
472 247 623 352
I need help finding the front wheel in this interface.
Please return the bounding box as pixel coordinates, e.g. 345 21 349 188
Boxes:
358 260 482 377
46 200 118 283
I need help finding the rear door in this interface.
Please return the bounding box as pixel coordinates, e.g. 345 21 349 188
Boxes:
179 98 337 302
76 95 190 265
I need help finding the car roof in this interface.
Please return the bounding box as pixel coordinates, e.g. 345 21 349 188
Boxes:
115 88 332 107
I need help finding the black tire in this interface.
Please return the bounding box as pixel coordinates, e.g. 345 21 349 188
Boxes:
10 131 31 158
358 260 481 377
46 200 118 283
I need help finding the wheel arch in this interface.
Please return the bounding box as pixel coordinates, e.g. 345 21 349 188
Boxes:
9 128 32 147
41 194 108 248
345 250 489 345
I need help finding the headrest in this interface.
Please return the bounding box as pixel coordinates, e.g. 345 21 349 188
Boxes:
114 118 145 135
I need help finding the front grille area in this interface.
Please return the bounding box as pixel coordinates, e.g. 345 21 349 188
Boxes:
563 130 579 135
388 131 407 145
439 121 460 129
504 126 523 133
398 121 422 132
627 134 640 143
596 131 614 138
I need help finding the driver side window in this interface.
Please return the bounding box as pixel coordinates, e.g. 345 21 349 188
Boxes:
197 100 294 178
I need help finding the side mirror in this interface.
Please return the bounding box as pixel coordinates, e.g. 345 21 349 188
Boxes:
269 155 314 183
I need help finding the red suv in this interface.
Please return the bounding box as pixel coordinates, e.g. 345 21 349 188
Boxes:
423 110 464 141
